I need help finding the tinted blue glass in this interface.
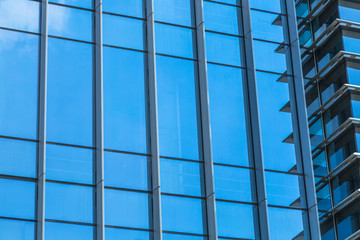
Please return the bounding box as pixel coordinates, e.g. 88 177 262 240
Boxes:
203 1 241 35
162 196 206 234
104 152 149 190
347 66 360 86
160 158 204 196
339 6 360 23
268 207 304 239
343 36 360 53
0 179 35 219
49 0 93 9
250 0 281 13
214 165 252 202
45 222 94 240
256 71 296 171
103 14 145 50
206 32 242 66
46 144 94 184
155 23 195 59
47 38 93 147
163 233 206 240
156 56 199 160
265 172 301 207
48 4 93 42
105 189 150 229
105 228 152 240
154 0 194 26
0 30 38 139
251 10 284 42
216 201 255 239
103 47 147 153
0 219 35 240
0 138 36 178
207 64 248 166
103 0 144 18
0 0 39 33
45 182 94 223
253 40 286 73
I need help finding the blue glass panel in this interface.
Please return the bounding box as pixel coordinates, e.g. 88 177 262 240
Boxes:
256 71 296 171
160 158 204 196
103 14 145 50
265 172 301 207
268 207 304 239
47 38 93 147
206 32 242 66
45 222 94 240
45 182 94 223
103 0 144 18
155 23 195 59
162 196 206 234
250 0 281 13
347 66 360 86
104 152 149 190
339 6 360 23
0 30 38 139
48 4 93 42
0 0 39 32
203 1 241 35
156 56 199 160
163 233 206 240
0 138 36 178
214 165 253 202
216 201 255 239
49 0 93 9
46 144 94 184
0 179 35 219
105 228 152 240
253 40 286 73
103 47 147 153
0 219 35 240
251 10 284 43
105 189 150 229
207 64 248 166
154 0 194 26
343 36 360 54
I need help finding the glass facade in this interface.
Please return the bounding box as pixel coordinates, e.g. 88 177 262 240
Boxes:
0 0 358 240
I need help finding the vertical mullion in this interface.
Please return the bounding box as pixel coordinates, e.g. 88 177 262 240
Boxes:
240 1 271 239
145 0 162 239
194 1 217 240
281 0 322 239
37 0 48 239
95 0 104 239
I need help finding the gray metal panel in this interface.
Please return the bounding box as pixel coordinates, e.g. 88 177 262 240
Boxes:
241 1 271 239
281 0 321 239
95 1 105 239
37 1 48 239
194 1 217 239
145 0 162 239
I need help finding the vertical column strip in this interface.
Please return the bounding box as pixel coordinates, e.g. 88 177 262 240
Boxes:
281 0 321 239
37 0 48 239
194 1 217 240
240 1 270 239
94 1 104 239
145 1 162 239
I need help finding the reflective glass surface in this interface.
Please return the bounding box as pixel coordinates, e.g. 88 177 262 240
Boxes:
0 219 35 240
250 0 281 13
49 0 93 9
0 0 39 33
47 38 93 147
45 182 94 223
46 144 94 184
103 47 147 153
154 0 194 27
268 207 304 239
0 30 38 139
0 179 35 219
251 10 284 42
163 234 206 240
161 195 206 234
48 4 93 42
156 56 199 160
253 40 286 73
104 152 149 190
0 138 36 178
45 222 94 240
103 0 144 18
106 228 152 240
105 189 150 229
